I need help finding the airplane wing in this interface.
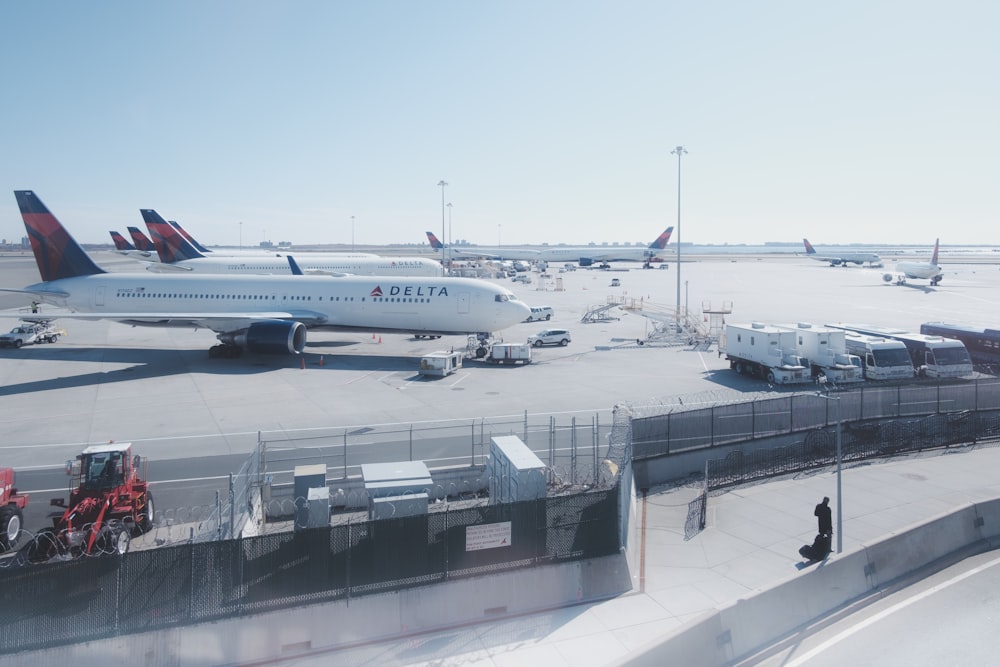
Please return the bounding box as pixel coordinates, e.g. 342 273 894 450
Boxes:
0 308 330 332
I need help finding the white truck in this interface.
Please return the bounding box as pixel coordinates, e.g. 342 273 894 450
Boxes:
485 342 532 365
723 322 812 384
842 332 915 380
0 321 63 348
829 324 973 379
778 323 864 383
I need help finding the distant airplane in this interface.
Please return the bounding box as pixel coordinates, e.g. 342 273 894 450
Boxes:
164 219 377 259
5 191 530 358
426 227 673 267
883 239 944 286
141 209 444 277
109 231 154 260
802 239 882 267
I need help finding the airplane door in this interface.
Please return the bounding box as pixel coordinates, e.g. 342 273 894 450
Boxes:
458 292 470 314
96 286 105 307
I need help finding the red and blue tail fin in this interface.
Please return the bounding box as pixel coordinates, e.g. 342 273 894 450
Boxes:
930 238 940 265
14 190 105 282
802 239 816 255
110 231 135 251
141 209 204 262
425 231 444 250
170 221 212 253
127 226 156 252
648 227 673 250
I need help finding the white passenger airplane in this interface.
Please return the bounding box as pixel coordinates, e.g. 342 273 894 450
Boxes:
141 209 444 277
6 191 530 358
801 239 882 267
426 227 673 267
882 239 944 286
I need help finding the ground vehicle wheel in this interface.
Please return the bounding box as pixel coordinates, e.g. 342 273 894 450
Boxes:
13 340 22 348
533 340 543 347
559 339 569 346
139 492 155 533
113 527 131 555
545 314 551 320
475 347 487 358
0 505 23 551
766 370 776 384
96 524 131 556
735 362 744 375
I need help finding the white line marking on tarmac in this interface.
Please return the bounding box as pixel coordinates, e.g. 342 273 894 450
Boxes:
785 553 1000 666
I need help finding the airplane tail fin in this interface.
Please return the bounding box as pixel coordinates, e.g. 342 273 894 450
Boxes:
142 209 205 263
425 231 444 250
127 226 156 253
110 231 135 251
170 221 212 253
647 227 674 250
930 238 940 265
803 239 816 255
14 190 106 282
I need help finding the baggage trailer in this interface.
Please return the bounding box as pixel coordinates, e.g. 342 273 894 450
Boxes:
419 350 464 377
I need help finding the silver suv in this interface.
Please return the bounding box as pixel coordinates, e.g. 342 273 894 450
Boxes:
527 329 571 347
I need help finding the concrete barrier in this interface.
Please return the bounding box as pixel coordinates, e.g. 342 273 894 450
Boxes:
620 496 1000 666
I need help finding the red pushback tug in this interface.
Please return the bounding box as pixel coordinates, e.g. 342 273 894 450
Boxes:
0 467 30 551
25 442 154 563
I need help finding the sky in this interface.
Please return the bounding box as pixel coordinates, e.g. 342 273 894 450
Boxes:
1 2 997 248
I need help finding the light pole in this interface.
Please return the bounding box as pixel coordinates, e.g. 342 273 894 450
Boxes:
437 180 448 267
239 221 242 251
351 215 355 253
817 387 844 553
446 202 453 263
671 145 687 332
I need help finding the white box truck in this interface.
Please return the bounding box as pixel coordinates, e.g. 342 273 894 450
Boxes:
842 332 915 380
723 323 811 384
779 323 864 383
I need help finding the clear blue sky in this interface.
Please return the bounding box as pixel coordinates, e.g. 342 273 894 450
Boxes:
1 2 996 247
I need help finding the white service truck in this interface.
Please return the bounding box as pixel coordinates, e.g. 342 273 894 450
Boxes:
0 321 63 348
779 323 864 383
724 322 812 384
842 332 915 380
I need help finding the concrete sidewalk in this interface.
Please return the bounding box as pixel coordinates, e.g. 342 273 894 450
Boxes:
311 443 1000 666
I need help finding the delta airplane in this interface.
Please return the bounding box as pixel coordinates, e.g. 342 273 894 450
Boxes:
882 239 944 286
426 227 673 267
141 209 444 278
109 231 154 260
127 226 158 255
802 239 883 267
5 191 530 358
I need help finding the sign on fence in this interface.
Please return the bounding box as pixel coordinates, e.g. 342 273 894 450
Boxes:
466 521 512 551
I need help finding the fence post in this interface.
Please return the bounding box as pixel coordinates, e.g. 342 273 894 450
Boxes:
229 473 235 539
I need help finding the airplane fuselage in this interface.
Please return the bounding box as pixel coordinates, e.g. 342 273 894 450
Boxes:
25 273 529 336
143 256 445 277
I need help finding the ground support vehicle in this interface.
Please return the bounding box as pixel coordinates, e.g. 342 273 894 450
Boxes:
723 322 811 384
528 329 572 347
486 342 532 365
419 350 464 377
21 443 154 563
842 332 915 380
1 467 29 551
830 324 973 378
779 323 864 383
919 322 1000 367
0 320 64 348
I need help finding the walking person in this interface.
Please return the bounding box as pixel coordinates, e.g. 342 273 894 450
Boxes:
815 496 833 536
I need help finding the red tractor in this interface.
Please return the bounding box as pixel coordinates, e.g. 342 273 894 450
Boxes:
0 467 30 552
23 442 154 563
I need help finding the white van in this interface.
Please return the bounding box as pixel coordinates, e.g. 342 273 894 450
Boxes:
524 306 555 322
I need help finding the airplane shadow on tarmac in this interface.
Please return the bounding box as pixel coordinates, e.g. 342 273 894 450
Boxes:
0 345 421 397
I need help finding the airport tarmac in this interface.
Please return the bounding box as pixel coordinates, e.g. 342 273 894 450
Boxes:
1 250 999 470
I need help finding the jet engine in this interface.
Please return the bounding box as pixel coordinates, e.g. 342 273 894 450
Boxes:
218 320 307 355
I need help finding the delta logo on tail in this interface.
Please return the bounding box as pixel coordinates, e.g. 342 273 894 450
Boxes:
110 231 134 251
426 231 444 250
649 227 674 250
15 191 104 282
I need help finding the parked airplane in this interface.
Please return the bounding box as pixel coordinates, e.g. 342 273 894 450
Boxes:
426 227 673 267
127 226 158 255
802 239 882 267
882 239 943 286
109 231 154 260
6 191 530 358
141 209 444 277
